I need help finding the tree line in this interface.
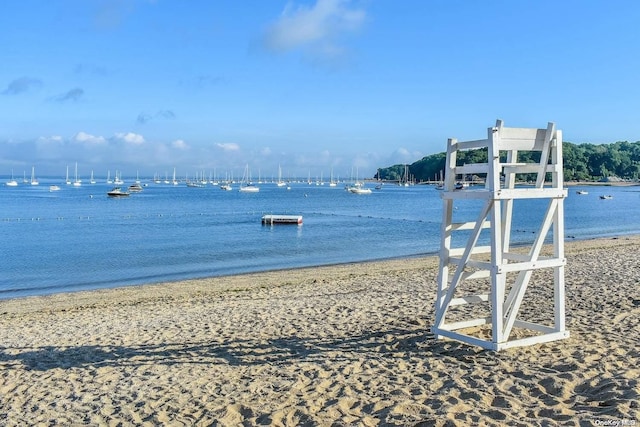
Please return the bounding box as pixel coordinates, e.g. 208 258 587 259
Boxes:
376 141 640 183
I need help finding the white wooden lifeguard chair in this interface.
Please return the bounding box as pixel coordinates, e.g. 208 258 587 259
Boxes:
432 120 569 351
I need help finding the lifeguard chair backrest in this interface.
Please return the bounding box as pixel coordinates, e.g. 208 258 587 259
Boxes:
493 120 555 152
490 120 558 189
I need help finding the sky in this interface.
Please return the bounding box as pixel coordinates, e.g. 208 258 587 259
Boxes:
2 0 640 180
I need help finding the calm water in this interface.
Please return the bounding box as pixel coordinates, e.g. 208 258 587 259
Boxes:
1 179 639 299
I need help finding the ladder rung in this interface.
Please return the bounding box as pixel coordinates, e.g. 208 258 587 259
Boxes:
461 270 491 280
448 220 491 231
449 245 491 256
503 252 533 262
449 257 493 270
494 188 567 200
448 270 491 283
503 164 558 174
455 163 488 175
499 257 566 273
453 139 488 150
451 294 490 306
464 259 493 270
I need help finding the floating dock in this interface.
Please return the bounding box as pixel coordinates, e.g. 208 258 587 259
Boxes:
261 214 303 225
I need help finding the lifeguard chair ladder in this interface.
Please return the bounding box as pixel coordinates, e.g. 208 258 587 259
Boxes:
432 120 569 351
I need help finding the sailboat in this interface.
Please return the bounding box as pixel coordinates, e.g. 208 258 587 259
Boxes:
435 170 445 190
106 170 113 184
329 168 337 187
276 164 286 187
172 167 178 185
90 170 96 184
114 170 124 185
30 167 39 186
400 165 410 187
65 165 72 185
347 167 371 194
73 162 82 187
239 164 259 192
6 169 18 187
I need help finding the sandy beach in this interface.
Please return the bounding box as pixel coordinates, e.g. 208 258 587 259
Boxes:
0 236 638 426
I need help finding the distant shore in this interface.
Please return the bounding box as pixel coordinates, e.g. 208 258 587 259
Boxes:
411 180 640 187
564 180 640 187
0 235 638 425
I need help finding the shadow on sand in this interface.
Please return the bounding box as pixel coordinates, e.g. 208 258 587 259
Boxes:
0 325 488 372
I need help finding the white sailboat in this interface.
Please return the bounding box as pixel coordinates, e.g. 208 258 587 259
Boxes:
114 170 124 185
65 165 71 185
106 170 113 184
210 169 219 186
347 167 371 194
400 165 410 186
6 169 18 187
172 167 178 185
90 170 96 184
276 164 286 187
239 164 259 192
30 167 39 186
73 162 82 187
435 170 444 190
329 168 337 187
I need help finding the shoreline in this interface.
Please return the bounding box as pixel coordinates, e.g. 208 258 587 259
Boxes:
0 235 638 425
2 231 638 304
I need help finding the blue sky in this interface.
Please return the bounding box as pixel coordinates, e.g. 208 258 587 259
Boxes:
2 0 640 180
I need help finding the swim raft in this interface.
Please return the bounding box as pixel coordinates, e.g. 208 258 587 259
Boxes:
261 214 303 225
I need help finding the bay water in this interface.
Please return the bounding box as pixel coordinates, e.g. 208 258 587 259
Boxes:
1 179 638 299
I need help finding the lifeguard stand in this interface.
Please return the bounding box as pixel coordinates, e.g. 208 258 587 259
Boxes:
432 120 569 351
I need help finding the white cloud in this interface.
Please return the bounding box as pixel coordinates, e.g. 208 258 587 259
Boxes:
263 0 366 61
114 132 145 145
216 142 240 152
384 147 425 167
37 135 64 144
73 132 107 145
172 139 188 150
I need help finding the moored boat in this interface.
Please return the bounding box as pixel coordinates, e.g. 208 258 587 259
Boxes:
30 167 39 186
128 183 143 192
239 164 259 192
73 162 82 187
6 170 18 187
107 187 130 197
348 182 372 194
239 184 260 193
